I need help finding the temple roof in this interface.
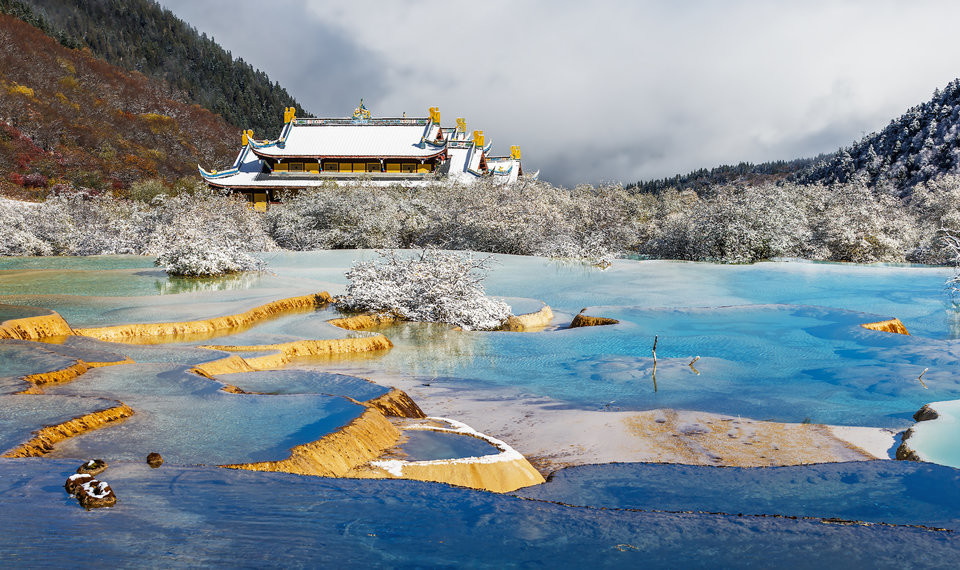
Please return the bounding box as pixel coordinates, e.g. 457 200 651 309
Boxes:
250 119 446 159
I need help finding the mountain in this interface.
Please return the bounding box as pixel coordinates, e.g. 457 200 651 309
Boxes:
3 0 307 136
0 12 239 197
802 80 960 191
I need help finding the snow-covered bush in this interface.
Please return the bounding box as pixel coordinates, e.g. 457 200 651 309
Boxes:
154 233 262 277
0 198 50 255
264 178 642 261
338 249 511 330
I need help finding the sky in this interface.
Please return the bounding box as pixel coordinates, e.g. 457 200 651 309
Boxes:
158 0 960 188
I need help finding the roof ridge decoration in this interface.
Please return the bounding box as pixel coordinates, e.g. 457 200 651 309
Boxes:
353 98 372 123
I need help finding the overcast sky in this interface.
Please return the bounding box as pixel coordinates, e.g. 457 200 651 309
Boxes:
158 0 960 187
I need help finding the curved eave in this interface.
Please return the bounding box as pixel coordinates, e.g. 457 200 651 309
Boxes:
250 148 447 161
198 164 240 180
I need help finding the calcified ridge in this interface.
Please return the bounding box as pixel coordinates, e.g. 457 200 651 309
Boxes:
569 313 620 328
860 318 910 335
73 292 333 342
327 313 399 331
0 311 75 340
221 407 401 477
2 404 134 458
328 305 555 333
501 305 554 332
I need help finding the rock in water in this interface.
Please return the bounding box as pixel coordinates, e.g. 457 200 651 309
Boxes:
895 428 922 462
146 452 163 468
64 473 93 496
569 313 619 328
76 479 117 509
913 404 939 422
76 459 107 476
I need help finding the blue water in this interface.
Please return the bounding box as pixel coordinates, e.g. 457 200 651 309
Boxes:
519 461 960 530
4 252 960 563
1 460 957 567
399 430 501 461
42 364 365 465
224 369 389 400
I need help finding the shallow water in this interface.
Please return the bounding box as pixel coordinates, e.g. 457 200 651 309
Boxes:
3 252 960 562
519 461 960 530
1 460 958 567
399 430 501 461
42 364 365 465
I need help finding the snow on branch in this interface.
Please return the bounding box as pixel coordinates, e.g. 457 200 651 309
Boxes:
338 249 511 331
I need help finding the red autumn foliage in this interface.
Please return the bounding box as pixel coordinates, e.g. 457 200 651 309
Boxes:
0 14 239 199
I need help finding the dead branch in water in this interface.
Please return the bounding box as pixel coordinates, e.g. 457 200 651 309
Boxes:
652 335 658 392
918 368 929 389
689 355 701 375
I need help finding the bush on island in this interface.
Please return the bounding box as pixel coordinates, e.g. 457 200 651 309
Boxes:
338 249 511 330
154 235 263 277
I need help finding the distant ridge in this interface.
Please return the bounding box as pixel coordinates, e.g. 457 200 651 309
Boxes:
802 79 960 191
627 157 822 195
631 80 960 195
3 0 307 135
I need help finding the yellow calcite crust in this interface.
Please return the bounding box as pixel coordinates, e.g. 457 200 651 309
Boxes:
502 305 554 331
221 408 401 477
569 313 619 327
0 312 75 340
860 318 910 335
361 456 546 493
2 404 134 458
73 292 333 342
327 313 399 330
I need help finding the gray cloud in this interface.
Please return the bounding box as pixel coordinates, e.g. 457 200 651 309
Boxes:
158 0 960 188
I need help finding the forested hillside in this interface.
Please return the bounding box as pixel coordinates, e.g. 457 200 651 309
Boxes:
801 81 960 192
0 13 239 198
628 157 822 195
2 0 306 135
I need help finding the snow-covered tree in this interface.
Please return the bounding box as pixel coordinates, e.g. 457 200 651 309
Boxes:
338 249 511 330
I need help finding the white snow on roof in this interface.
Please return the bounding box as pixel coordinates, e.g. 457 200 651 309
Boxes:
254 123 443 158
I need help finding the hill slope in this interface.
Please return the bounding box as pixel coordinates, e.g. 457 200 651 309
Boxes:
4 0 306 136
0 13 239 197
802 80 960 191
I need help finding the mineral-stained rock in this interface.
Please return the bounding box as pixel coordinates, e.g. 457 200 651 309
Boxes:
76 479 117 509
76 458 107 476
895 429 922 462
64 473 93 496
913 404 939 422
569 314 619 328
146 452 163 468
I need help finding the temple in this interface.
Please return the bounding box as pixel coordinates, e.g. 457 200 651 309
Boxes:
199 101 534 210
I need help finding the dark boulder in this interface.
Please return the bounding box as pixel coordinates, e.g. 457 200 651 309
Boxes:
146 452 163 468
895 429 923 462
76 479 117 509
913 404 939 422
64 473 93 496
76 459 107 476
